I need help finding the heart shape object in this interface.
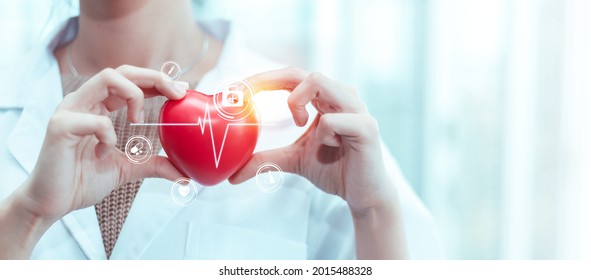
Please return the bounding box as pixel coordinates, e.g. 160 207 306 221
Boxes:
177 185 190 197
159 90 260 186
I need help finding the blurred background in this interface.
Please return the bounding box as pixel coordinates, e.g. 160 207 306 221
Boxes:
1 0 589 259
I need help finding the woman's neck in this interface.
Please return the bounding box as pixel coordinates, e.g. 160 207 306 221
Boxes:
71 0 204 74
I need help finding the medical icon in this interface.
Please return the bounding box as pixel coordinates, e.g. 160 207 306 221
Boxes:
255 162 284 193
221 85 244 107
213 79 256 121
170 178 198 206
125 135 153 164
160 61 181 81
267 171 276 184
129 142 144 156
178 185 190 197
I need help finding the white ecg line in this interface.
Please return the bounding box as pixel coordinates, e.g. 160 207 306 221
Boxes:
131 103 270 168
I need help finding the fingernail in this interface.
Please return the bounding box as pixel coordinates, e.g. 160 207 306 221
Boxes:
296 118 305 127
173 81 189 96
179 180 190 185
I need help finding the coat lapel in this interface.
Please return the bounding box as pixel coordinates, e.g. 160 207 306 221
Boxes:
108 173 188 259
6 44 107 260
60 207 108 260
6 52 61 174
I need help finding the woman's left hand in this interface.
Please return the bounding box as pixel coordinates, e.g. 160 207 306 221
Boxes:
229 67 394 217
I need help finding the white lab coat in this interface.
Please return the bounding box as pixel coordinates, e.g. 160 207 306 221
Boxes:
0 18 442 259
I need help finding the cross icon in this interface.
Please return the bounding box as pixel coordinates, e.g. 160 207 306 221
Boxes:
226 93 239 104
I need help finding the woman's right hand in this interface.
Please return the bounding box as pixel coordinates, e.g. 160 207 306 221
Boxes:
17 65 188 223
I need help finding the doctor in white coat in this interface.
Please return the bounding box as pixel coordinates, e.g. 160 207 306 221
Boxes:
0 0 441 260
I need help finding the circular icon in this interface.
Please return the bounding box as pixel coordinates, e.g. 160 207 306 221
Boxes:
213 79 256 121
125 135 153 164
255 162 284 193
170 178 198 206
160 61 182 81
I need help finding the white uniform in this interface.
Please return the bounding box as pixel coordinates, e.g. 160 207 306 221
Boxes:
0 18 442 259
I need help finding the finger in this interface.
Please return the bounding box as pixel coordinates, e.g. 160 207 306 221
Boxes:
246 67 364 126
128 155 186 182
65 68 146 123
313 99 339 115
245 66 309 93
228 147 296 185
47 112 117 159
63 67 189 122
115 65 188 100
289 72 364 126
316 113 380 147
101 65 190 119
101 86 180 112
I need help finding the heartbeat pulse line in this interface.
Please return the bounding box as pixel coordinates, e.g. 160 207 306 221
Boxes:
131 103 272 168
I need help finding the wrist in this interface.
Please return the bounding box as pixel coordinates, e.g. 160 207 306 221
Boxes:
348 178 399 219
348 185 408 259
13 185 59 228
17 178 65 224
350 190 399 224
0 182 58 259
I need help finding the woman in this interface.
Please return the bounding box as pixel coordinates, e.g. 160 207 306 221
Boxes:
0 0 440 259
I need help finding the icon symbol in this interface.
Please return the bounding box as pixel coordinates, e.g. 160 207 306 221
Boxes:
125 135 153 164
221 85 244 107
160 61 181 81
213 79 256 121
178 184 190 197
171 178 198 206
130 142 144 155
255 162 284 193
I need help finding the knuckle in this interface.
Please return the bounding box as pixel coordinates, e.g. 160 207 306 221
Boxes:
97 67 117 82
307 72 326 85
48 112 64 128
284 66 305 77
47 112 68 136
116 64 133 72
317 114 333 129
286 94 298 108
353 99 368 113
97 117 116 144
61 92 75 103
362 115 380 135
96 116 113 131
101 67 116 75
127 91 145 106
57 94 75 111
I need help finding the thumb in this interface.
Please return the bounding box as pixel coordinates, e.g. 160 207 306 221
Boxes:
229 146 296 184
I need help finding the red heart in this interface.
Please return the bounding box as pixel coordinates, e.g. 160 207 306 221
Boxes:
158 90 260 186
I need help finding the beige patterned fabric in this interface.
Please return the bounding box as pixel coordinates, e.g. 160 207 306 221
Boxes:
61 75 166 258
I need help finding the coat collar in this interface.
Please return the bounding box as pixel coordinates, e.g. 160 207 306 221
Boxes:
6 45 63 174
3 17 108 260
